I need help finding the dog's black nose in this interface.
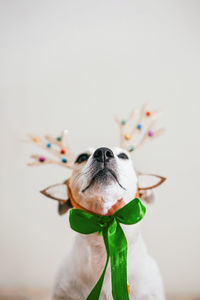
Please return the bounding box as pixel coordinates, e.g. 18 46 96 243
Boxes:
93 147 114 163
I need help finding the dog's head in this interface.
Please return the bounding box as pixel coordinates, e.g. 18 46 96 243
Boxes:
41 146 165 216
29 104 166 215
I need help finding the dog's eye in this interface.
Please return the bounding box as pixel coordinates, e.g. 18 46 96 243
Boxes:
75 153 90 164
118 153 129 160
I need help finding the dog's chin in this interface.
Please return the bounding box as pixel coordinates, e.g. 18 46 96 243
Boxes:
81 168 123 193
70 168 128 214
81 177 124 207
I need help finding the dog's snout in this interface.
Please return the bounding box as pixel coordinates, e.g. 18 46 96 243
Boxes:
93 147 114 163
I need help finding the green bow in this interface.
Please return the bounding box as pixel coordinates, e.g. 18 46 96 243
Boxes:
69 198 146 300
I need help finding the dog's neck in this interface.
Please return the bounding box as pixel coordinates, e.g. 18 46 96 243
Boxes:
67 180 139 216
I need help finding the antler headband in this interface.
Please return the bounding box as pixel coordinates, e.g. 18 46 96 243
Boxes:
27 103 166 212
27 103 165 168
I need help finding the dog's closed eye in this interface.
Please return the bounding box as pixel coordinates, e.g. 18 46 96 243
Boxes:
117 153 129 160
75 153 90 164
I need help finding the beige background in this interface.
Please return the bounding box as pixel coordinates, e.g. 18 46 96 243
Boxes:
0 0 200 298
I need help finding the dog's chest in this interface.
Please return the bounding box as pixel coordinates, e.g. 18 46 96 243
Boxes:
77 227 144 299
80 224 142 276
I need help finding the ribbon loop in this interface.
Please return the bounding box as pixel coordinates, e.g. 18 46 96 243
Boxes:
69 198 146 300
114 198 146 225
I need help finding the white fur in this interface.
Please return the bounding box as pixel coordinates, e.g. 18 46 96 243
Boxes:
52 147 165 300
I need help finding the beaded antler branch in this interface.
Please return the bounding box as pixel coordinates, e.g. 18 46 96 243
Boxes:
115 103 165 153
27 129 75 169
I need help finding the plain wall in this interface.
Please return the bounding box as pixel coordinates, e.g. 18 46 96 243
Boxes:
0 0 200 296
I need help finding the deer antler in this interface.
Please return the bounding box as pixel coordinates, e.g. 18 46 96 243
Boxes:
115 103 165 153
27 130 76 169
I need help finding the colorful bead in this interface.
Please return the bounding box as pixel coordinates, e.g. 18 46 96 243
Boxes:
61 158 67 163
129 146 134 152
137 123 142 130
46 143 52 148
124 133 131 140
146 111 151 117
121 119 126 125
33 137 40 142
148 131 154 137
57 136 62 142
60 148 66 154
39 156 45 162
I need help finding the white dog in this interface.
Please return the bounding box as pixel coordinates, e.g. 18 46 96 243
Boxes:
29 105 166 300
45 147 165 300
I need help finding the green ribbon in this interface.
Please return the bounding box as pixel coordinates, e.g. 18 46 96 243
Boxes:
69 198 146 300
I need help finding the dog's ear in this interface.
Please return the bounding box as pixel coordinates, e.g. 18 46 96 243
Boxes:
40 183 72 215
138 173 166 204
40 183 68 202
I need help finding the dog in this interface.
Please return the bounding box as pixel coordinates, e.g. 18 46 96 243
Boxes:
45 147 165 300
28 105 166 300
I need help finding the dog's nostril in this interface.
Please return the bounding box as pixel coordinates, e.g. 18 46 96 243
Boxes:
105 150 114 159
93 147 114 162
94 150 102 158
